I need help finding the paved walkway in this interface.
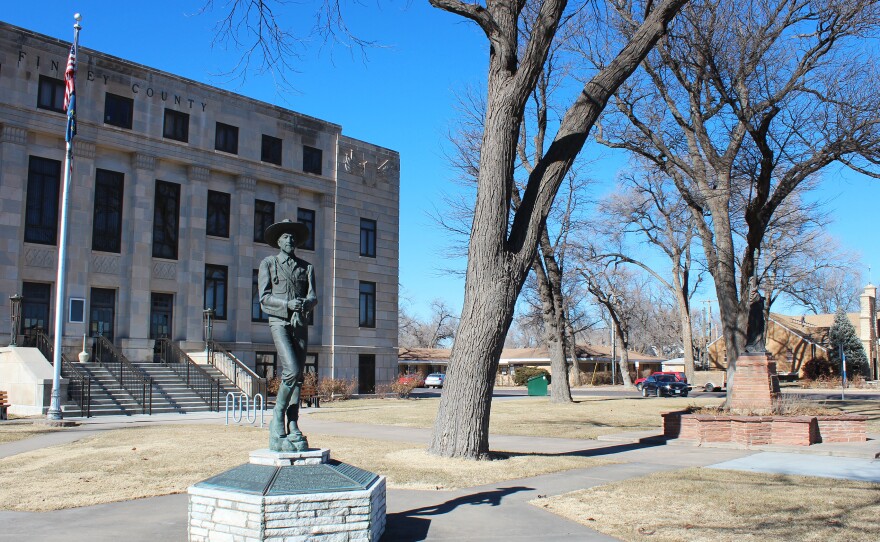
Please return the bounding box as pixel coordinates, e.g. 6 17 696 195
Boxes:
1 411 878 541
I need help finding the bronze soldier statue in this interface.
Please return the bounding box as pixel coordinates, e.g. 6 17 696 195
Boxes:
743 275 766 353
258 219 317 452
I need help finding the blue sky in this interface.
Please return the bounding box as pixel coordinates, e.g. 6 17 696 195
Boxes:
3 2 878 320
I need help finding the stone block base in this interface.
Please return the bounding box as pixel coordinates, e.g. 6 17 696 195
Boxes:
729 352 780 412
188 449 385 541
250 448 331 466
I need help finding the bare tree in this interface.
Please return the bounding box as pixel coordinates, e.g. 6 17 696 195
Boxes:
215 0 688 458
595 166 703 381
578 262 647 387
399 299 460 349
426 0 686 457
594 0 880 397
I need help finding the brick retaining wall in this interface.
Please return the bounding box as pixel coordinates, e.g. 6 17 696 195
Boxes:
662 412 866 446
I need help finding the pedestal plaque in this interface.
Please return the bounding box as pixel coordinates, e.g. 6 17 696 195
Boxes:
188 449 386 541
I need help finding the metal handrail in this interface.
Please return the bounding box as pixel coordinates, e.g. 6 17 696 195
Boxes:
22 330 92 417
92 335 152 414
211 341 268 400
155 338 222 411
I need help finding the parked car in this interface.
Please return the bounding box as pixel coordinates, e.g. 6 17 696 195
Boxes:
634 371 687 391
424 373 445 388
641 374 689 397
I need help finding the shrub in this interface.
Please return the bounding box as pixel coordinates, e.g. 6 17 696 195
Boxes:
513 366 550 386
390 373 422 398
317 377 357 401
267 376 281 396
802 357 835 381
374 383 394 398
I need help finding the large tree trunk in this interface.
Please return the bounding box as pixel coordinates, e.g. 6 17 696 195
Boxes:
428 0 688 459
616 327 633 387
428 256 521 458
672 273 695 383
565 310 582 387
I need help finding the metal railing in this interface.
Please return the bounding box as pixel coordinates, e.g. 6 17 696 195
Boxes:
92 335 152 415
22 330 92 417
154 338 223 411
211 341 268 400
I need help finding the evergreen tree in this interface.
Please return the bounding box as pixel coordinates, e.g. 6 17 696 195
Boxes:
828 308 868 377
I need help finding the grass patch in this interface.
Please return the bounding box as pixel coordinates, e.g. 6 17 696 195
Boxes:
312 396 724 439
532 468 880 542
0 424 612 511
0 422 62 444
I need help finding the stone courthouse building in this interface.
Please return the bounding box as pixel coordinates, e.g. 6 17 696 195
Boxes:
0 22 399 391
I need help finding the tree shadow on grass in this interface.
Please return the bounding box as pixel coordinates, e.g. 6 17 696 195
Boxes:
382 486 532 541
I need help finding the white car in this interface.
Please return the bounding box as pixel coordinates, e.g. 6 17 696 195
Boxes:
424 373 445 388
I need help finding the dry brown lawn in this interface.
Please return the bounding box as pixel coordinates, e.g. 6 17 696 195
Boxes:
0 424 611 511
532 467 880 542
0 422 62 444
312 396 724 439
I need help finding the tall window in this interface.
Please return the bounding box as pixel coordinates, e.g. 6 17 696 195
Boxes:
163 109 189 142
149 293 174 339
204 264 228 319
104 92 134 129
303 145 322 175
215 122 239 154
24 156 61 245
37 75 65 112
252 269 268 322
297 208 316 251
89 288 116 342
92 169 124 253
261 134 282 165
152 180 180 259
21 282 51 333
206 190 231 238
254 199 275 243
359 281 376 328
360 218 377 258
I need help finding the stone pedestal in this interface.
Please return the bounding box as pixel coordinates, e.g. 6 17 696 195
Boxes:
729 352 780 413
188 448 385 541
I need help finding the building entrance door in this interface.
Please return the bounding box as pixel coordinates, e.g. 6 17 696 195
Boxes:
89 288 116 342
358 354 376 394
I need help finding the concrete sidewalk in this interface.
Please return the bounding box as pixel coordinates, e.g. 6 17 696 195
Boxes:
1 412 879 541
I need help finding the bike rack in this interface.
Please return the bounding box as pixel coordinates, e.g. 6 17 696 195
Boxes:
225 392 264 428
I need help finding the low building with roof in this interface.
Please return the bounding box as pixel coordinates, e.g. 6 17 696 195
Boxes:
398 344 665 386
707 284 879 379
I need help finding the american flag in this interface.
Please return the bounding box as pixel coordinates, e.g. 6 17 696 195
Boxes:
64 44 76 142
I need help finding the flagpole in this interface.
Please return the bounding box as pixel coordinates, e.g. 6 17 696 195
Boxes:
47 13 82 421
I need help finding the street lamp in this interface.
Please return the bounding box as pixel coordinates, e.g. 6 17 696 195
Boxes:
9 294 22 347
203 308 214 354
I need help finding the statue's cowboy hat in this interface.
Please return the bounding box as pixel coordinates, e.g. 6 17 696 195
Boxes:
264 219 310 249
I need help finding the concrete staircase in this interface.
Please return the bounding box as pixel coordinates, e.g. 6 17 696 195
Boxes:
61 359 242 417
131 360 239 414
64 362 143 416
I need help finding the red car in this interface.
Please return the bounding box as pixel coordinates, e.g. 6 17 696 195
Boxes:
635 371 687 391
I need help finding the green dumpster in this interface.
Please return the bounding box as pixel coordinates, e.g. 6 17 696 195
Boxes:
526 374 549 396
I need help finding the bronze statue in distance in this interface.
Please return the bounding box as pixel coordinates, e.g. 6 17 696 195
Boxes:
743 275 766 353
258 219 318 452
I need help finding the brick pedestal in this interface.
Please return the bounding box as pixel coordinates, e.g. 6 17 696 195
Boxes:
729 352 780 412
